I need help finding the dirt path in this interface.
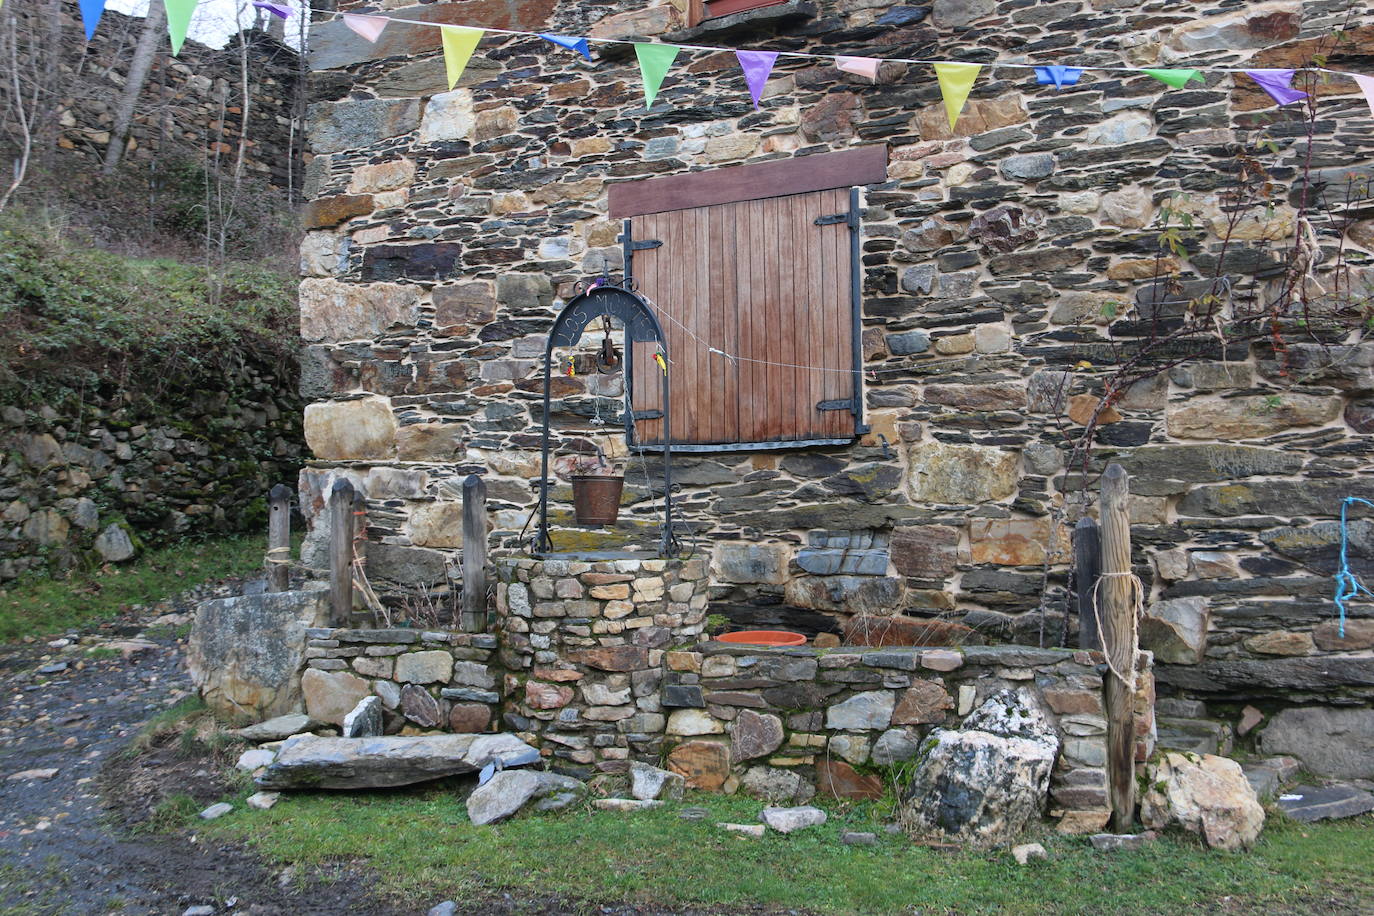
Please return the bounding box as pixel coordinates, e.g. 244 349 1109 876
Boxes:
0 588 788 916
0 583 417 916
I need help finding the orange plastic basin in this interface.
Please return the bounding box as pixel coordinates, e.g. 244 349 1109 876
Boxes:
716 629 807 647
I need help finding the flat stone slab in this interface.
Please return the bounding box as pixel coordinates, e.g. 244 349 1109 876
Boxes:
1278 784 1374 823
256 733 537 790
233 714 322 743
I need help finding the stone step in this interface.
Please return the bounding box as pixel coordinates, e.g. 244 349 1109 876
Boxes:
1155 717 1232 756
256 733 537 790
1278 784 1374 823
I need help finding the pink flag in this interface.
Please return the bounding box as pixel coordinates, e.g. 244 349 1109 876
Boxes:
736 50 779 109
1355 74 1374 119
1244 69 1307 106
835 56 880 81
343 13 388 43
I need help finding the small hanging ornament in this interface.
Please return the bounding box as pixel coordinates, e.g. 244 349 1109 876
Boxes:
653 349 668 375
565 356 576 377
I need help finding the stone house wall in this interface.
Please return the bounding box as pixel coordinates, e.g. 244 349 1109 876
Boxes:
298 0 1374 755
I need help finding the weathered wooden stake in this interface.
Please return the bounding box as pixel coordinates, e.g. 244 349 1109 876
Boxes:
267 484 292 593
461 474 488 632
328 478 355 627
1073 516 1102 652
1099 463 1138 833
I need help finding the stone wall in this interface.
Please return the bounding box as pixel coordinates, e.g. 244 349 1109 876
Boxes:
493 555 711 773
0 358 303 580
8 5 301 189
667 642 1155 834
299 0 1374 746
302 626 502 732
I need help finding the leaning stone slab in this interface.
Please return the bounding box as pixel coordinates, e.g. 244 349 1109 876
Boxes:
1277 784 1374 823
233 714 322 743
466 770 586 825
256 733 536 790
342 696 384 738
630 761 685 801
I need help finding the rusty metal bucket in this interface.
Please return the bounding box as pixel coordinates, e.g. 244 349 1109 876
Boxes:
571 475 624 526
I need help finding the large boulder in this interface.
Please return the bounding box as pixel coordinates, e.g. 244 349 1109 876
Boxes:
257 733 537 790
1260 706 1374 779
1140 752 1264 851
187 588 329 722
901 689 1059 848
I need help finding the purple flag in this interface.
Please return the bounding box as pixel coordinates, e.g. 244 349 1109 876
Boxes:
736 50 779 110
1245 69 1307 106
252 0 291 19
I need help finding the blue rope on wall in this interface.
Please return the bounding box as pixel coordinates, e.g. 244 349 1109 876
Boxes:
1334 496 1374 638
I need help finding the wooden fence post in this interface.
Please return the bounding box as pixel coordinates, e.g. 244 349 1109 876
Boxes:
461 474 488 632
1073 516 1102 652
267 483 292 593
328 478 355 627
1100 463 1138 833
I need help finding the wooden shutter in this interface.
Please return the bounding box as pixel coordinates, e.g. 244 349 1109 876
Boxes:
627 187 858 449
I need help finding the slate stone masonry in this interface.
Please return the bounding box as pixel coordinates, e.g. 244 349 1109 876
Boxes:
493 555 711 774
302 627 502 733
299 0 1374 751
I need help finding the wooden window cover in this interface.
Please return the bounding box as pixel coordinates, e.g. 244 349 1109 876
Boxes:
703 0 788 18
628 187 857 449
609 146 888 219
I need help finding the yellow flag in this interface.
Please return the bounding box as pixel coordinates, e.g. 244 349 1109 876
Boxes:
441 26 484 91
934 62 982 131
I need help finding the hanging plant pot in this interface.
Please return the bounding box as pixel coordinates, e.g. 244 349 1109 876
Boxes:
571 475 624 526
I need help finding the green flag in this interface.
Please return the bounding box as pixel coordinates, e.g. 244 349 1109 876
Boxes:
1142 68 1204 89
635 43 681 108
164 0 196 56
441 26 484 91
934 62 982 131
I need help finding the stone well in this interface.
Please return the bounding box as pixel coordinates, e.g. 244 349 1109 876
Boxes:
493 554 710 775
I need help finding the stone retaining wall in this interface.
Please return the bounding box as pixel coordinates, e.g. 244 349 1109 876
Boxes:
302 627 501 733
1 357 303 580
663 642 1154 834
493 554 711 775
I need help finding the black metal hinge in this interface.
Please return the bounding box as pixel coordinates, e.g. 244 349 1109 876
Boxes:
816 399 853 412
632 409 664 420
814 213 847 226
630 239 662 250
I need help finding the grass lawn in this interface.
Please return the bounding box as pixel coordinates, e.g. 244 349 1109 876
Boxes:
205 782 1374 915
0 533 268 642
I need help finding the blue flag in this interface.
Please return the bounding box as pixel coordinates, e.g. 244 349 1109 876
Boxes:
540 33 592 61
79 0 106 39
1035 65 1082 90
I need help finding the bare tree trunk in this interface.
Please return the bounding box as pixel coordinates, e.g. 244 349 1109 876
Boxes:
0 5 36 213
102 0 166 175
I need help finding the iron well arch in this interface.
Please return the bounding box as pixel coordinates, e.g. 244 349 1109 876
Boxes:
534 282 675 556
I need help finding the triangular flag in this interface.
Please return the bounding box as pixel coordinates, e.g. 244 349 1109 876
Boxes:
1355 74 1374 119
934 62 982 131
634 43 680 108
252 0 290 19
835 56 880 81
1142 68 1204 89
79 0 105 40
163 0 197 56
1244 69 1307 106
440 26 484 91
540 33 591 61
736 50 779 109
342 13 388 44
1035 65 1081 90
